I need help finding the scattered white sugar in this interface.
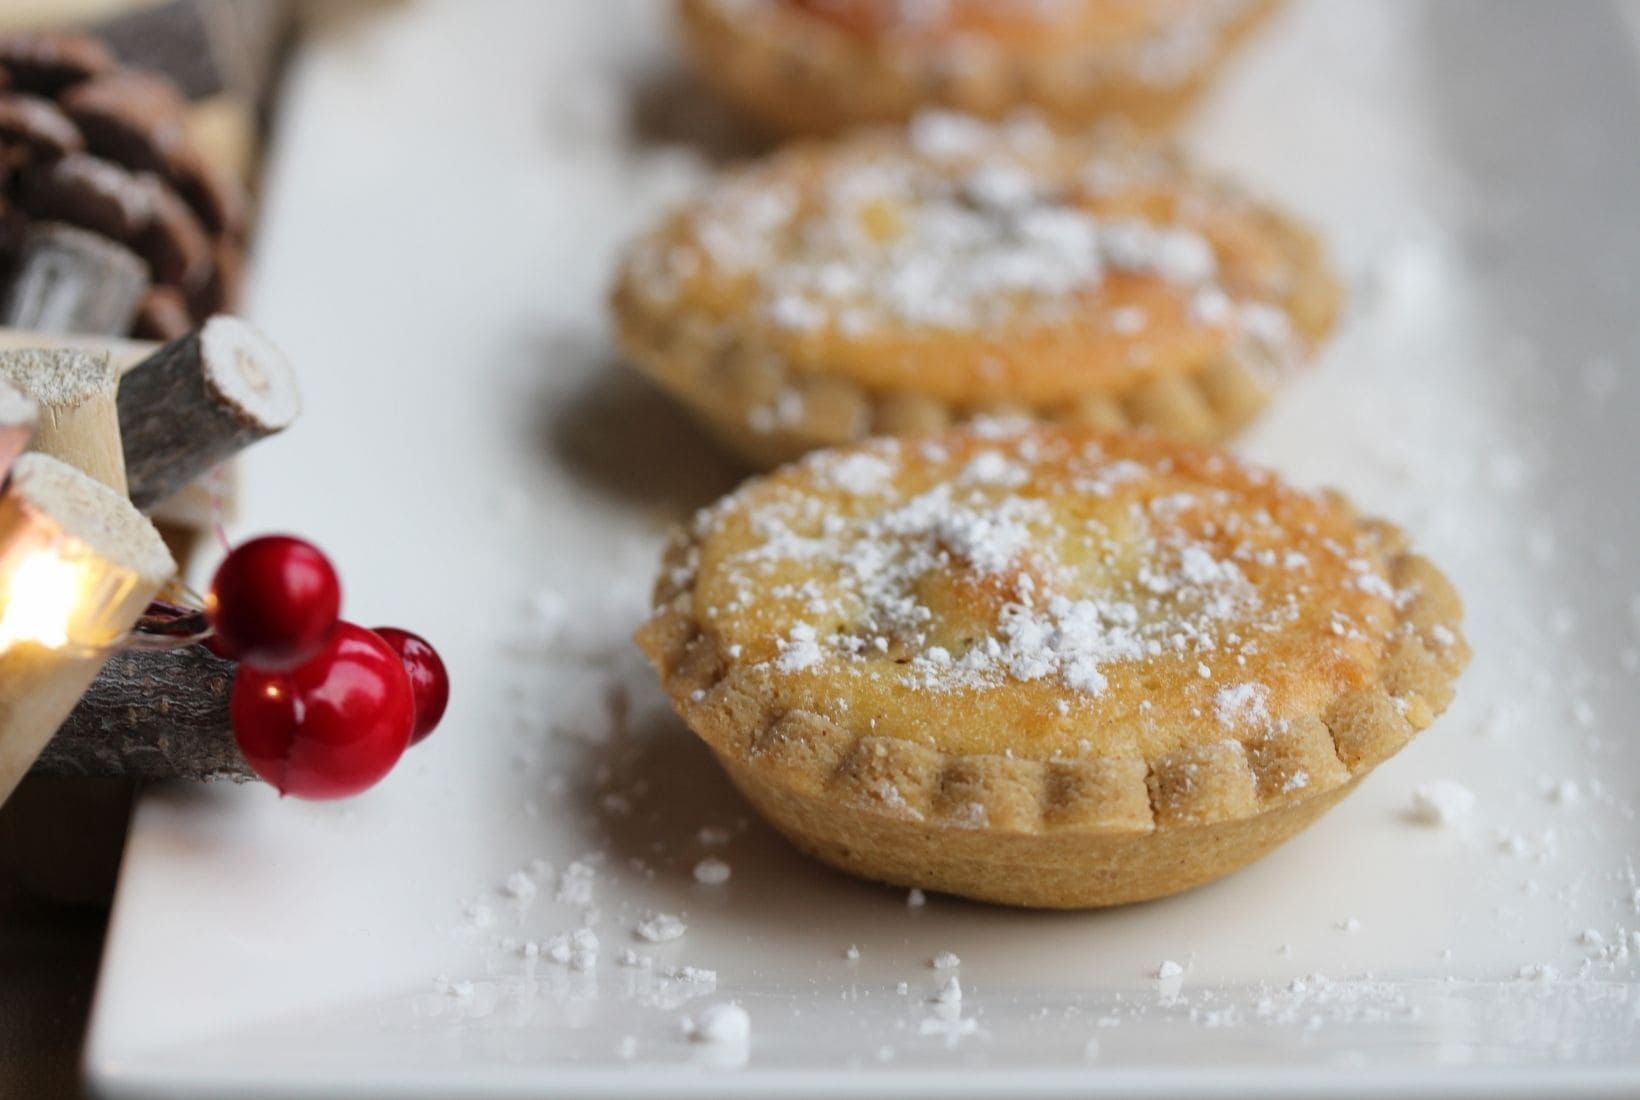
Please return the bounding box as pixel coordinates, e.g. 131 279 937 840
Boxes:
907 888 927 908
693 856 732 885
1578 929 1605 948
1338 918 1362 933
636 912 688 943
519 588 567 646
820 452 896 496
1570 699 1595 727
521 941 539 959
464 903 495 930
555 861 596 907
542 933 574 965
1191 285 1233 326
1407 780 1476 826
845 944 861 962
919 1011 980 1043
1109 305 1148 334
931 951 961 970
775 623 824 672
656 114 1252 341
727 435 1276 704
958 450 1028 488
1213 682 1269 728
1084 1038 1101 1061
1154 229 1217 283
1517 964 1559 982
665 965 718 984
503 871 536 902
1548 779 1580 805
1155 960 1184 980
963 162 1038 209
768 292 826 332
908 110 989 160
896 981 911 995
933 977 963 1004
686 1002 750 1045
549 927 597 972
615 1036 638 1061
697 824 732 846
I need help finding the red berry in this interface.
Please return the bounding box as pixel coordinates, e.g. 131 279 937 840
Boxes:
207 536 341 672
372 627 449 744
230 623 414 799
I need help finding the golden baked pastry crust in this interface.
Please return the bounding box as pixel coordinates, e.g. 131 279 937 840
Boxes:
677 0 1282 136
636 426 1468 908
613 115 1340 468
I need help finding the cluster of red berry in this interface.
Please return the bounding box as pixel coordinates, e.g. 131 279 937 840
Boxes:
204 536 449 800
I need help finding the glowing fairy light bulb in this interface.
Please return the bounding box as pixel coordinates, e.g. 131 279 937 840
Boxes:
0 548 88 651
0 454 174 805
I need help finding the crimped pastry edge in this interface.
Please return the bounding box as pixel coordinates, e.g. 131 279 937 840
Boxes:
675 0 1284 137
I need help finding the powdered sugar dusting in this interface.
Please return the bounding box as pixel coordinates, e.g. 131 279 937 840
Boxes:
684 430 1380 739
1213 682 1270 728
626 111 1301 360
1407 780 1476 827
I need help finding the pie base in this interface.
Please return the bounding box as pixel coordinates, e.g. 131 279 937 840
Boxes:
720 751 1360 908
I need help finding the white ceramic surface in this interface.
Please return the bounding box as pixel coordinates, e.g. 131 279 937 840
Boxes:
87 2 1640 1096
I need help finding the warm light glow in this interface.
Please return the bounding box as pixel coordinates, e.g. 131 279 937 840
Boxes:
0 548 89 651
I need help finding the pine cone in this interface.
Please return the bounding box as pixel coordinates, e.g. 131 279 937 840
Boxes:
0 31 248 340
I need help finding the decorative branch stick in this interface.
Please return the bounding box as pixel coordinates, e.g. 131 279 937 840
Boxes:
0 221 150 336
0 345 128 493
31 643 249 782
117 315 299 510
0 376 36 477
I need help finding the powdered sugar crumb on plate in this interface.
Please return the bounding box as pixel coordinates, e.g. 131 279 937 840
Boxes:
1407 780 1476 826
635 913 688 943
692 857 732 886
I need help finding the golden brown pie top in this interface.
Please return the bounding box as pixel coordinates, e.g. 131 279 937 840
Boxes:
617 113 1335 408
644 426 1465 786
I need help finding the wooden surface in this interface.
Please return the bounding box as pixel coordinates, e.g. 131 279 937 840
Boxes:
33 646 248 782
117 316 299 510
0 347 128 494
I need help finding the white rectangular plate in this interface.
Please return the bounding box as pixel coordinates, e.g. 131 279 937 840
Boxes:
88 2 1640 1096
